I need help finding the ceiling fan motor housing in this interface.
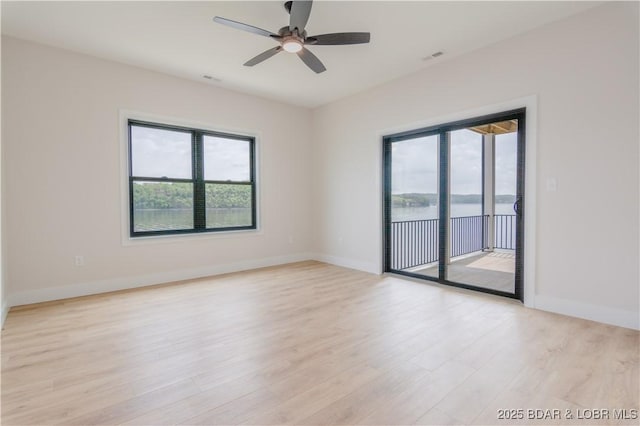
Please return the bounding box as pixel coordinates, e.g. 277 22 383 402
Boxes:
278 26 306 39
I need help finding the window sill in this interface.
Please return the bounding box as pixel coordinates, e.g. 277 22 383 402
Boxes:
121 227 263 247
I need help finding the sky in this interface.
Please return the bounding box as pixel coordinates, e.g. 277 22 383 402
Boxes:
131 126 250 181
391 128 517 196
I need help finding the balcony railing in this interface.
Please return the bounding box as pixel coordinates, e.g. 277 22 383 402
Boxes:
390 214 516 271
450 215 489 258
390 218 439 270
495 214 516 249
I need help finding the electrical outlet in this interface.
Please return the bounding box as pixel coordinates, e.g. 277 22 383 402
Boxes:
546 178 557 192
75 255 85 267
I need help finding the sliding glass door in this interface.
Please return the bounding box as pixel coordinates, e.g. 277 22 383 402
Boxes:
384 109 525 300
387 134 440 279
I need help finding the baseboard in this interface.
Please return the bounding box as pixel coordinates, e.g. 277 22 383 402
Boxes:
534 294 640 330
311 253 380 275
1 302 8 328
9 253 314 307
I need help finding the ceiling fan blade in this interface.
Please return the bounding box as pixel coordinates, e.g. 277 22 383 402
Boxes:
306 32 370 45
297 47 326 73
289 1 313 32
213 16 280 39
244 46 283 66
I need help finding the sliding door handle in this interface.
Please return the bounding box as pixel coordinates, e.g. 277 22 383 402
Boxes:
513 197 522 216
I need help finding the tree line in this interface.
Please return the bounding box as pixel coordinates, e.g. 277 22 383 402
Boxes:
393 192 516 207
133 182 251 209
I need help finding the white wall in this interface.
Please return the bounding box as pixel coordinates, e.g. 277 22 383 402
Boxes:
311 2 639 329
0 35 5 327
2 36 313 306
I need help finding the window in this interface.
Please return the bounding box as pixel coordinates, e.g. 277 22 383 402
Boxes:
128 120 256 237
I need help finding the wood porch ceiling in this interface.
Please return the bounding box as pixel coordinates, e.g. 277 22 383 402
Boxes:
469 119 518 135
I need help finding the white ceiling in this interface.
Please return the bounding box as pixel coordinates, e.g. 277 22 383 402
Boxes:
1 1 599 108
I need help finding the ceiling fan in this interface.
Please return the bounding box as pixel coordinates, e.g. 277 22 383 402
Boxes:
213 0 370 74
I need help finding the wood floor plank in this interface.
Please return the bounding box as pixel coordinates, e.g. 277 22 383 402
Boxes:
63 379 201 425
1 261 638 425
359 360 476 425
296 362 431 425
241 364 382 425
429 348 528 424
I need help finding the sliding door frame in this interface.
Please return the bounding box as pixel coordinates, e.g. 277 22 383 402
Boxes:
383 108 526 301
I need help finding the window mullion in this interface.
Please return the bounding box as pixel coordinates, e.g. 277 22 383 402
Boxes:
194 131 206 229
251 139 256 227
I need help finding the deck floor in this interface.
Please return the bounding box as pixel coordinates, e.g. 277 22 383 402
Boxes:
412 252 515 293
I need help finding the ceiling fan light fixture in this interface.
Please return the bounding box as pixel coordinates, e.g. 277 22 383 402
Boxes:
282 38 303 53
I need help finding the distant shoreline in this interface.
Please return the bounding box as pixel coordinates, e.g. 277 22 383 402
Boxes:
392 193 515 207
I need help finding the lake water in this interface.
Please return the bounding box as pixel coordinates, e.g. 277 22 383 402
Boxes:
134 204 515 231
392 203 515 221
134 208 251 232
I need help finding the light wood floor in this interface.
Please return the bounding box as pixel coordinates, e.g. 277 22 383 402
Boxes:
1 261 638 425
